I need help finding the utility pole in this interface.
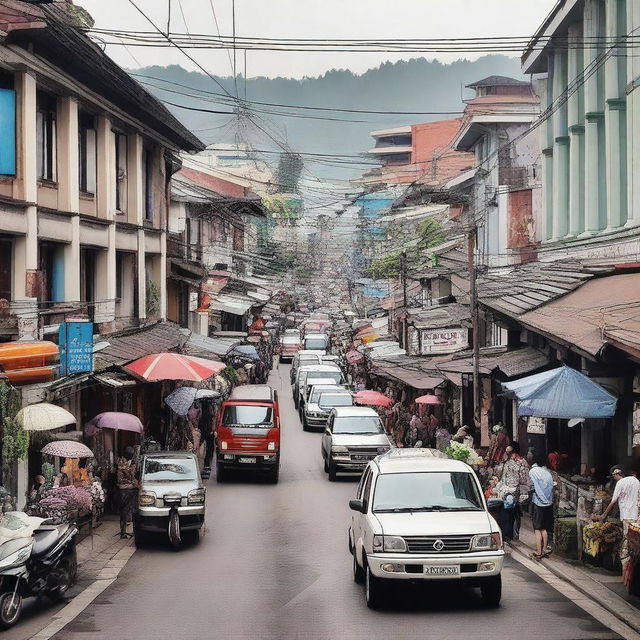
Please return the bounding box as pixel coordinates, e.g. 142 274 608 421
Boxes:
401 250 408 349
468 227 481 431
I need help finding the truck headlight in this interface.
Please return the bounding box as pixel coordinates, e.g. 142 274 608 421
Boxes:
139 491 156 507
471 532 502 551
187 489 206 505
220 441 228 450
267 441 277 451
373 535 407 553
331 445 348 454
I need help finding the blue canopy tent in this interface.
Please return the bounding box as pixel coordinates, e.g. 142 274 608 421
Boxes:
502 366 617 419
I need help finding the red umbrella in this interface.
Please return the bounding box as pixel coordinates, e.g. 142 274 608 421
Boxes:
415 394 443 405
124 353 225 382
354 390 393 408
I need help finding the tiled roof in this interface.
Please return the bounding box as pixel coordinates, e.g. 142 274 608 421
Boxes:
466 75 530 88
478 261 598 318
435 346 549 379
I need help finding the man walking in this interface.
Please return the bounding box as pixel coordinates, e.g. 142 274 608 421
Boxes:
117 447 138 539
528 449 554 559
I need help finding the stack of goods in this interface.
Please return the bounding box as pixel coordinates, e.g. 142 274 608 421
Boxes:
30 485 93 524
553 517 578 559
582 521 623 559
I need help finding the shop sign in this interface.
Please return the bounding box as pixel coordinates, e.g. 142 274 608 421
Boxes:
526 416 547 434
189 292 198 312
409 328 419 355
420 327 468 355
59 321 93 376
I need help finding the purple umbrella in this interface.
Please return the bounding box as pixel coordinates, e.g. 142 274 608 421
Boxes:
85 412 144 437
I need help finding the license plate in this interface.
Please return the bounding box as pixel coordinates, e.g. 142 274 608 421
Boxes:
424 565 460 576
238 457 256 464
352 455 370 461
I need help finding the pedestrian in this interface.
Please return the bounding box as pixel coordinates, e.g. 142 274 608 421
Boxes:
117 446 138 539
593 465 640 578
498 443 530 541
528 449 554 559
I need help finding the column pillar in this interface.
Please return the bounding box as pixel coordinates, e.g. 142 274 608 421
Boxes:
567 23 585 236
159 231 167 320
127 134 143 226
604 0 627 229
56 96 79 213
626 0 640 227
95 116 114 219
552 49 569 240
137 229 146 321
542 148 554 241
581 0 604 236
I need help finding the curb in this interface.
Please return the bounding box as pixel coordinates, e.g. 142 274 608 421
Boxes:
509 539 640 635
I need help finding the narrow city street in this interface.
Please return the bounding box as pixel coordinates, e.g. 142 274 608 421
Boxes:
46 364 621 640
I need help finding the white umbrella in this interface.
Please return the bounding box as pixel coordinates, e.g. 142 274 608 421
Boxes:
16 403 76 432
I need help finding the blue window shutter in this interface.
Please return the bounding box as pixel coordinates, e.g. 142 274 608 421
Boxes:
0 89 16 176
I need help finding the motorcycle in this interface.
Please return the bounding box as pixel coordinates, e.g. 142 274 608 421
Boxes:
0 521 78 629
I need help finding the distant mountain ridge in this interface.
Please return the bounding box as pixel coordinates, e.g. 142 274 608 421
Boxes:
134 55 525 180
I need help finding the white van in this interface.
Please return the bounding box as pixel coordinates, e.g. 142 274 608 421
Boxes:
348 449 504 609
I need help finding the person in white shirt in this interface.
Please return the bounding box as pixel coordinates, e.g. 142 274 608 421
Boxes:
594 466 640 575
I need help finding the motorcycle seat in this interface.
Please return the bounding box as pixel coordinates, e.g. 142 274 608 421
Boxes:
32 525 68 557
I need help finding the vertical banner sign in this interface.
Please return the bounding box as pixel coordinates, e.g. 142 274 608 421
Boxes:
0 88 16 176
59 322 94 376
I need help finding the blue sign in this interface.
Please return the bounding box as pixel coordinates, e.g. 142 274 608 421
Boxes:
0 89 16 176
59 322 94 376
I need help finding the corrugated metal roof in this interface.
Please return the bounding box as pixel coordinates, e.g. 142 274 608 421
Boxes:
407 303 470 329
435 346 549 378
183 333 240 358
94 322 186 371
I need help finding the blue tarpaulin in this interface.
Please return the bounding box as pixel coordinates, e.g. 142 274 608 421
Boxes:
230 345 260 360
502 366 617 419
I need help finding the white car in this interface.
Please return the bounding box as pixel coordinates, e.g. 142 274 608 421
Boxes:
348 449 504 609
321 406 392 480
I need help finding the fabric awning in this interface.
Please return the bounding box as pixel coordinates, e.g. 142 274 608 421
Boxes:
208 295 254 316
501 365 617 418
372 365 444 391
183 333 241 358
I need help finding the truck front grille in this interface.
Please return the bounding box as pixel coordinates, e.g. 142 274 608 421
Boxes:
403 535 473 553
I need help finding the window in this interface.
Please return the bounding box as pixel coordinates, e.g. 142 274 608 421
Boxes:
0 73 16 177
333 416 383 435
232 225 245 251
0 238 12 301
222 405 273 427
143 457 197 482
39 242 64 304
78 112 96 194
115 251 124 301
36 91 57 181
114 132 127 213
142 147 153 222
372 472 483 513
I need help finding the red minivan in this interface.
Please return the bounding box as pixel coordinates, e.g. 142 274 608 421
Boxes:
215 385 281 483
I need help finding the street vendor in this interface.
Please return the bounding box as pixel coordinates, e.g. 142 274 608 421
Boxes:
593 465 640 576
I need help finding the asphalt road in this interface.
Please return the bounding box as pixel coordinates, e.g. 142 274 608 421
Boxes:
52 363 621 640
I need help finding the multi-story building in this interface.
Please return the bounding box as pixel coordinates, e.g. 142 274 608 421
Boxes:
0 1 202 344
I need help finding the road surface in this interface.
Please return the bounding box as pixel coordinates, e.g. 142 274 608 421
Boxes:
48 363 621 640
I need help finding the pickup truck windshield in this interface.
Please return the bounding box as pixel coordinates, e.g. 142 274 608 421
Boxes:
305 370 342 385
319 394 352 408
372 472 483 512
281 336 300 345
144 458 198 482
305 338 327 350
222 405 273 426
333 416 383 434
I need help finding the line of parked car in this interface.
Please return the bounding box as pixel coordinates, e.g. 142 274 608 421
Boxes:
285 322 506 610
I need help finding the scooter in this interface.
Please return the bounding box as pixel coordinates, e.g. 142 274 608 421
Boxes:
0 522 78 629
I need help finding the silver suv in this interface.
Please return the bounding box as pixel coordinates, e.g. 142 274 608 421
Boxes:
321 406 392 481
135 451 206 546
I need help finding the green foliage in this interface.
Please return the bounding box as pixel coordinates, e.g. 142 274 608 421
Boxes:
0 382 27 472
262 194 302 220
146 280 160 318
366 252 402 279
42 462 55 489
445 442 471 462
416 218 446 250
219 366 239 386
275 153 303 193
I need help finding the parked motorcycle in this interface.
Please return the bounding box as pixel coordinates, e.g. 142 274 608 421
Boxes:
0 522 78 629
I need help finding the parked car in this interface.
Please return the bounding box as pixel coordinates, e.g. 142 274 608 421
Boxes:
303 332 329 353
304 390 353 431
348 449 504 609
295 364 343 410
290 351 323 384
215 384 281 483
135 451 206 548
278 335 303 362
321 406 392 481
301 382 346 428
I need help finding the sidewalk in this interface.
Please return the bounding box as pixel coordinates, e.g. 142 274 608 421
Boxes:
510 516 640 634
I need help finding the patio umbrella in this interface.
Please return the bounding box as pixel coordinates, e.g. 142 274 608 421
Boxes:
354 390 393 408
124 353 225 382
41 440 93 458
164 387 222 416
415 394 443 405
16 403 76 432
85 412 144 437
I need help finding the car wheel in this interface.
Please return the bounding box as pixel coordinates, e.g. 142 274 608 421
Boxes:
365 564 384 609
134 521 148 548
353 549 365 584
216 463 226 483
480 575 502 607
0 592 22 629
268 467 280 484
301 416 308 431
184 529 200 544
328 461 337 482
323 457 329 473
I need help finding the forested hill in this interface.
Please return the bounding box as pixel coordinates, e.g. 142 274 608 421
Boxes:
133 55 524 180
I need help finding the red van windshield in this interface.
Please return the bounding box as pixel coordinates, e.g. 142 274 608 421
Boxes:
222 404 273 427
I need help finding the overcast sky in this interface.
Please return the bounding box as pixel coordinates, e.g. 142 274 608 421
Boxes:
77 0 557 79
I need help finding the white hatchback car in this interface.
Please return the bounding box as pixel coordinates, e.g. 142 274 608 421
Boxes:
349 449 504 609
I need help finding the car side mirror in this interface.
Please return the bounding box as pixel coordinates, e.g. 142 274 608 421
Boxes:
349 499 365 513
324 427 331 436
